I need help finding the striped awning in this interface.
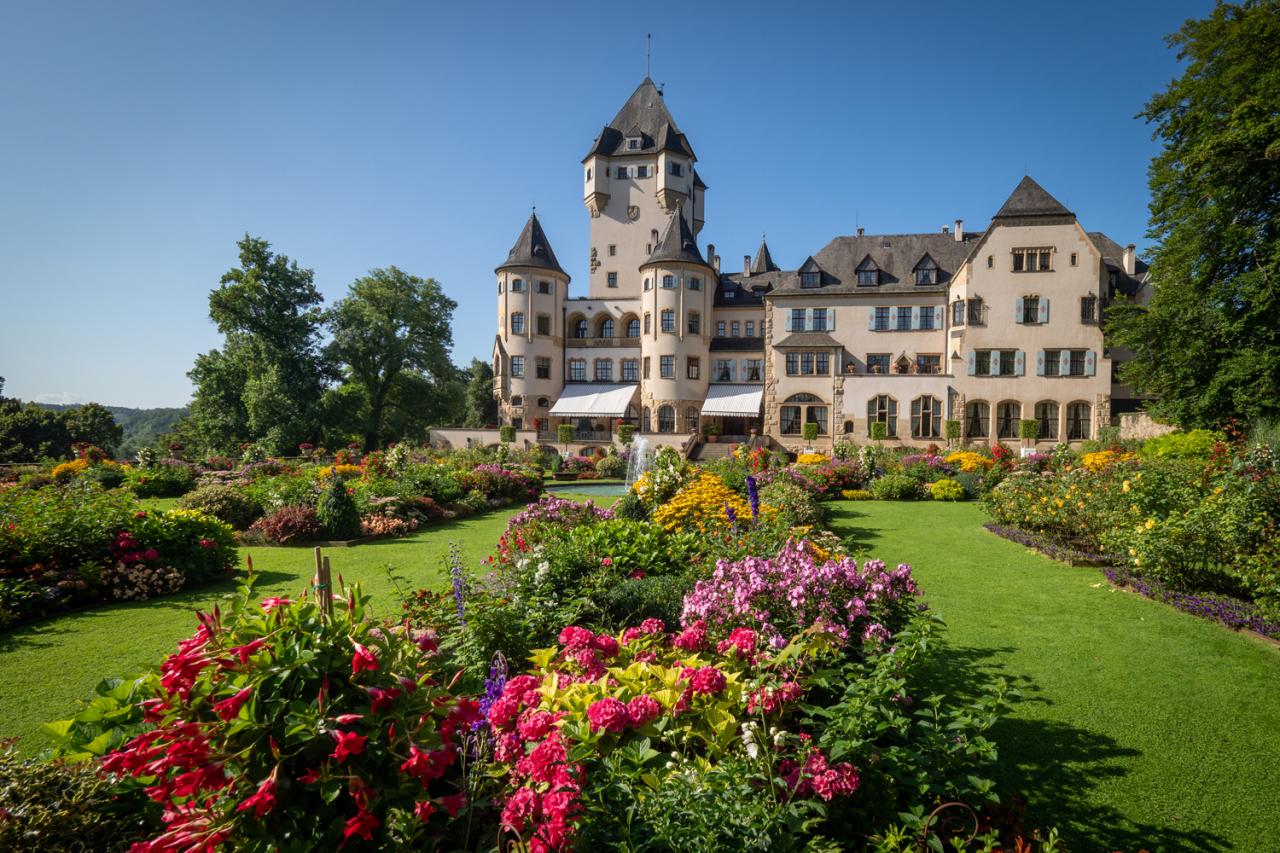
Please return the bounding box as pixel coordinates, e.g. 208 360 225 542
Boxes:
547 384 637 418
701 384 763 417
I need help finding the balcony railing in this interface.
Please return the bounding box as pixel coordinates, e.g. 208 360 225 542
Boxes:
566 336 641 348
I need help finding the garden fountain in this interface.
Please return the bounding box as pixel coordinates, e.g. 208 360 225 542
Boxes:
624 435 655 489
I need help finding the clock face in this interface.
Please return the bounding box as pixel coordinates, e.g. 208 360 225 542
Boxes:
627 205 640 221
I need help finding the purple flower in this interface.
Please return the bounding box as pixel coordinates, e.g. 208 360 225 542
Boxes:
725 501 737 525
746 475 760 527
476 652 508 730
449 543 467 628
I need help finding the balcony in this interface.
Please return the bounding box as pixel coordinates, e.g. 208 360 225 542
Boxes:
565 336 641 349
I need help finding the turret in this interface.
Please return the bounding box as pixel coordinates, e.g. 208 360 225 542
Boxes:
493 212 569 431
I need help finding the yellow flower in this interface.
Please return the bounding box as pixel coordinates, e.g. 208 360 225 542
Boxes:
1122 480 1131 493
795 453 828 466
651 471 767 533
1145 518 1156 530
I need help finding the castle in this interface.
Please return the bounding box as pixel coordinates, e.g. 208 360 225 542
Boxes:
492 78 1149 450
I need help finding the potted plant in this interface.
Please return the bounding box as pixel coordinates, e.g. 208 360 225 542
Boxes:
801 421 819 452
1019 419 1040 454
704 423 721 443
499 424 516 444
556 423 574 455
618 423 636 446
944 419 962 449
869 421 888 446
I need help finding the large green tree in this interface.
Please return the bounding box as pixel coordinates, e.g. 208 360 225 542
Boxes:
61 402 123 451
326 267 461 449
462 358 498 428
1108 0 1280 427
184 236 330 454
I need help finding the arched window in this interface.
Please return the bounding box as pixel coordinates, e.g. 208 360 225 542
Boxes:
1066 401 1091 440
662 274 675 289
599 318 615 338
657 405 675 433
573 318 589 338
782 393 829 436
996 401 1021 440
867 395 897 438
641 406 651 432
1034 401 1059 440
625 317 640 338
965 401 990 439
623 405 638 425
643 313 652 334
643 277 652 291
843 420 854 434
911 396 941 439
537 397 549 408
685 407 699 431
510 312 524 335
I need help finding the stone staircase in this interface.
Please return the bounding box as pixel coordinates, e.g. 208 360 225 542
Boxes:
691 441 738 462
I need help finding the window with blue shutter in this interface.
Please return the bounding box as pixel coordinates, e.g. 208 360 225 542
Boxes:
1084 350 1096 376
1014 297 1025 324
1038 298 1050 324
1059 350 1071 376
966 352 977 376
1035 351 1046 376
1014 351 1026 376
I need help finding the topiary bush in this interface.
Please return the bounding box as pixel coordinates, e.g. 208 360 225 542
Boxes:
928 478 966 501
871 474 922 500
176 484 263 530
595 454 627 479
316 475 362 539
249 505 324 545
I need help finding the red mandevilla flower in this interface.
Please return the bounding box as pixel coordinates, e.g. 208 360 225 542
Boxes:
213 687 253 721
351 642 379 676
236 771 278 819
331 729 368 763
344 807 380 841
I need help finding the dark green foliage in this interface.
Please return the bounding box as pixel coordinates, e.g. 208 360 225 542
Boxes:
758 479 825 526
81 463 126 490
594 453 627 479
0 742 155 851
499 424 516 444
1019 419 1040 441
557 423 574 445
1107 1 1280 427
315 476 362 539
463 358 498 428
125 462 196 498
614 491 649 520
0 398 71 462
594 573 690 628
802 421 819 442
175 484 263 530
60 403 123 453
871 473 923 500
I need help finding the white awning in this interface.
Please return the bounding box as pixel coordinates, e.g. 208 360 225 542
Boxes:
701 384 763 417
548 384 638 418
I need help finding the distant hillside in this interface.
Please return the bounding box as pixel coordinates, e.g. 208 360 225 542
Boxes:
36 403 188 458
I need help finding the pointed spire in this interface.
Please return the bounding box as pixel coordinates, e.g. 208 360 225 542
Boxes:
583 77 694 160
641 202 710 270
751 236 780 274
994 176 1073 219
495 212 567 278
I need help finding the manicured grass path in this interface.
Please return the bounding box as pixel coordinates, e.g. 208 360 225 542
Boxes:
828 500 1280 852
2 497 1277 850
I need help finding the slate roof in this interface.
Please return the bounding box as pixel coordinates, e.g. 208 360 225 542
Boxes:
495 212 568 278
710 337 766 352
770 232 980 296
994 176 1074 219
1088 231 1148 297
641 203 713 271
751 238 780 274
774 331 843 348
583 78 696 161
716 271 783 306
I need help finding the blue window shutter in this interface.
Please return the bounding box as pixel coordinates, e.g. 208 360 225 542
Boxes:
1014 351 1026 376
1060 350 1071 375
966 351 976 376
1085 350 1096 376
1014 297 1025 324
868 309 877 331
1039 298 1050 324
910 306 920 330
828 310 836 331
1035 351 1045 376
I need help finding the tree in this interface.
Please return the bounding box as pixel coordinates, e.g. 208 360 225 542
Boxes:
62 403 124 452
1107 1 1280 427
0 401 70 462
462 358 498 428
326 268 459 449
184 236 330 454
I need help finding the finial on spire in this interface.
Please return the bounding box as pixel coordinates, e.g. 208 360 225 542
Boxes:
646 33 651 78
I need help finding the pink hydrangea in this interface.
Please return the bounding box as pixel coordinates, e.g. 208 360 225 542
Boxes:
626 694 661 727
558 626 595 650
717 627 758 657
517 709 558 741
688 666 727 696
585 697 629 734
591 633 619 658
673 620 708 652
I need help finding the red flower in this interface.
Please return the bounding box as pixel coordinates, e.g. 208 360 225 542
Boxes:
225 638 266 666
351 642 379 676
673 621 708 652
260 597 292 612
626 694 661 727
689 666 727 696
298 767 324 784
501 787 538 831
213 687 253 721
343 807 380 841
400 744 455 785
517 709 557 741
585 697 628 734
331 730 368 763
334 713 364 724
236 772 278 819
143 547 160 562
557 626 594 650
367 686 400 714
717 627 758 657
591 633 619 658
440 792 467 817
199 538 217 549
414 800 436 822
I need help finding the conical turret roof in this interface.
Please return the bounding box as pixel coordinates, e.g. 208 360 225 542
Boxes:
751 237 780 274
641 203 711 270
993 176 1073 219
495 212 567 278
583 78 695 160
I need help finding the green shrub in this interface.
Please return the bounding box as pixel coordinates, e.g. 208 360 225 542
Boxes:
944 420 962 442
928 478 966 501
316 475 362 539
701 456 748 495
557 423 574 445
124 462 196 498
870 421 889 442
499 424 516 443
82 463 127 490
952 471 983 499
458 489 491 514
595 454 627 479
759 479 825 527
871 474 922 500
242 472 319 511
840 488 874 500
802 422 819 442
1019 419 1040 441
175 484 262 530
398 464 464 505
1140 428 1224 461
614 491 648 520
0 743 154 852
595 574 691 627
618 423 636 445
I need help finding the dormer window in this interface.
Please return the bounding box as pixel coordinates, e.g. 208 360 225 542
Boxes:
627 137 641 150
800 271 820 289
670 162 683 176
914 256 938 285
856 257 880 286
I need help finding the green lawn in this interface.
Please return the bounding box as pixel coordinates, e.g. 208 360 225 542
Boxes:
2 495 1276 850
828 500 1280 852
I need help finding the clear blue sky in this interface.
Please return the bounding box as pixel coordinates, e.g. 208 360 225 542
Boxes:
0 0 1209 408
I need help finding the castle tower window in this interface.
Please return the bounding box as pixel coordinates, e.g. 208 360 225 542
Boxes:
536 314 551 336
686 357 700 379
670 162 683 176
626 318 641 337
537 280 551 294
685 407 698 430
660 356 674 378
574 319 589 338
657 405 675 432
643 357 651 379
511 278 525 292
568 359 586 381
510 312 525 335
662 274 675 289
644 277 652 291
536 357 551 379
644 313 651 334
687 311 701 334
607 272 618 288
688 276 702 291
608 244 617 256
661 310 675 333
510 356 524 378
537 397 549 408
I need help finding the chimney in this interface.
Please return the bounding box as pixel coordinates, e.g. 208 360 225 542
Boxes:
707 243 715 269
743 255 751 277
856 227 864 237
941 225 949 235
713 254 720 273
1123 244 1136 275
954 219 964 242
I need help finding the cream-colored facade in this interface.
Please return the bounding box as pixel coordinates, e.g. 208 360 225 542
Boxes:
493 79 1149 449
